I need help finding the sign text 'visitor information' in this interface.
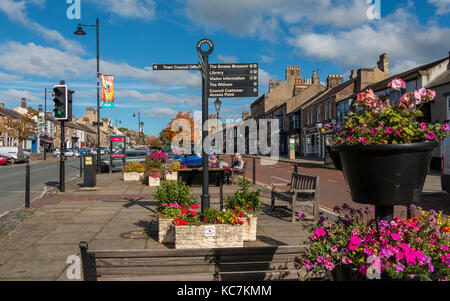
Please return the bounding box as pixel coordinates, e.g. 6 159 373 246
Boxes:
152 63 258 98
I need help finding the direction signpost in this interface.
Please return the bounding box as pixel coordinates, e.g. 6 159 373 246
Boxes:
153 39 258 211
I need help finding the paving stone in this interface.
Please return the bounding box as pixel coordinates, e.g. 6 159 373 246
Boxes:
0 249 19 263
35 232 96 245
52 223 105 234
11 244 79 262
0 236 40 250
65 215 113 224
0 257 67 279
88 239 147 250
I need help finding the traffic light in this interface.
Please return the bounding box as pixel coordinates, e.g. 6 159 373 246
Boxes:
53 85 68 120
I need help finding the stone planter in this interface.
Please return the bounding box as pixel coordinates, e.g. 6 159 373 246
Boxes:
148 177 161 187
242 216 257 241
165 171 178 181
123 172 144 182
158 218 175 243
175 224 243 249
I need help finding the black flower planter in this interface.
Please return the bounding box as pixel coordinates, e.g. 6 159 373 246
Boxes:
331 142 439 208
327 265 366 281
326 145 342 170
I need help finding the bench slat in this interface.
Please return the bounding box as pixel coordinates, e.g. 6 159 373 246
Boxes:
218 261 296 273
219 253 300 263
97 264 215 276
96 257 216 267
219 270 299 281
98 273 215 281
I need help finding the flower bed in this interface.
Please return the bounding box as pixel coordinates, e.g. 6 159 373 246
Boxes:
158 218 175 243
123 162 145 181
295 204 450 281
242 216 257 242
175 224 243 249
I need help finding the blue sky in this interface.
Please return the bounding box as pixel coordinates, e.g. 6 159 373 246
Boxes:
0 0 449 136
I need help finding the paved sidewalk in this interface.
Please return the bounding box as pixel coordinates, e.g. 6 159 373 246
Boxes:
0 172 314 281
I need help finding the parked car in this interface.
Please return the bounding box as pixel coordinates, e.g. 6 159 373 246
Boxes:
176 154 202 168
67 148 80 157
441 135 450 193
0 146 28 164
101 149 150 172
53 149 75 157
0 155 10 165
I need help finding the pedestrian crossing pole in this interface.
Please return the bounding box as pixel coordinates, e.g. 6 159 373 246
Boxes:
25 161 30 208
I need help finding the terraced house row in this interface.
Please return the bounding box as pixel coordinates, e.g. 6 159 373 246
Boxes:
248 52 450 170
0 100 126 153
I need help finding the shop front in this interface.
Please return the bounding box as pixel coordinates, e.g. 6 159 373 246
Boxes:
303 127 320 157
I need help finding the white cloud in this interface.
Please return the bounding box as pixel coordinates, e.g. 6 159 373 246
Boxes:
117 90 201 106
428 0 450 15
0 0 84 54
143 107 178 117
91 0 156 20
287 8 450 74
0 42 201 89
216 55 238 63
185 0 371 41
259 55 274 63
0 72 21 81
0 89 41 105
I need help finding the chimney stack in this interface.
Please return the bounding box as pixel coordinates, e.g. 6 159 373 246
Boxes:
327 75 344 89
312 70 320 84
377 53 390 75
21 98 26 108
242 110 250 120
285 65 302 81
350 70 357 80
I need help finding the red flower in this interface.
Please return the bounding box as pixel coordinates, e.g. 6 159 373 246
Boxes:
191 211 196 216
182 208 188 214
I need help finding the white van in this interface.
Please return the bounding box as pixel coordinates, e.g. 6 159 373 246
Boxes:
441 136 450 193
0 146 28 164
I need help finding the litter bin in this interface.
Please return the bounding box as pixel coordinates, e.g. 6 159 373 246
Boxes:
83 155 96 187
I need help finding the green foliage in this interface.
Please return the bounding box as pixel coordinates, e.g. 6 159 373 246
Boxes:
201 208 220 224
154 180 198 212
225 178 262 213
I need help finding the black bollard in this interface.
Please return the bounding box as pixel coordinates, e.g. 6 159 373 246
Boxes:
80 155 83 178
252 157 256 185
25 161 30 208
294 164 298 174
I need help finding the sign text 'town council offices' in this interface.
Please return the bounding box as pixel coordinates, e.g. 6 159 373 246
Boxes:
153 63 258 98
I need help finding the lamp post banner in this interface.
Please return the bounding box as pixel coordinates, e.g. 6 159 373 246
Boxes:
101 74 114 108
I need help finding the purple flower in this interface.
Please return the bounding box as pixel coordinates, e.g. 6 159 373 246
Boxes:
296 211 305 220
341 248 349 256
395 262 405 273
317 216 326 225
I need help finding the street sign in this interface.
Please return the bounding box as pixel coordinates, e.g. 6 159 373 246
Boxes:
153 64 200 71
93 121 104 126
207 63 258 97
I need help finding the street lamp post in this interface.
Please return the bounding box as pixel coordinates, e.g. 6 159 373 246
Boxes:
214 97 222 121
75 18 101 174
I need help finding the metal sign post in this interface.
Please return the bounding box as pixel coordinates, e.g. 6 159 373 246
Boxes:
153 39 258 211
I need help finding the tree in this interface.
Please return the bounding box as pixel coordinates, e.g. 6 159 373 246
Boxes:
0 108 38 146
164 111 200 147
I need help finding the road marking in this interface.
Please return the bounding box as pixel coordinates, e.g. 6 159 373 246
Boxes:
328 179 339 183
271 176 290 183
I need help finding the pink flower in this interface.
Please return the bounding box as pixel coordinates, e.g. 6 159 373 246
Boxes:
358 137 368 144
314 228 326 237
444 124 450 131
359 265 368 276
426 132 436 140
316 256 325 263
388 78 406 91
370 128 379 135
385 127 393 134
347 137 354 142
419 122 427 130
391 233 402 241
395 130 401 136
325 261 335 271
342 257 352 265
348 235 362 251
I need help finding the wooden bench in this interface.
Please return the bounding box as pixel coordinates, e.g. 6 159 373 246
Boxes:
230 161 247 185
271 173 320 223
79 242 305 281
